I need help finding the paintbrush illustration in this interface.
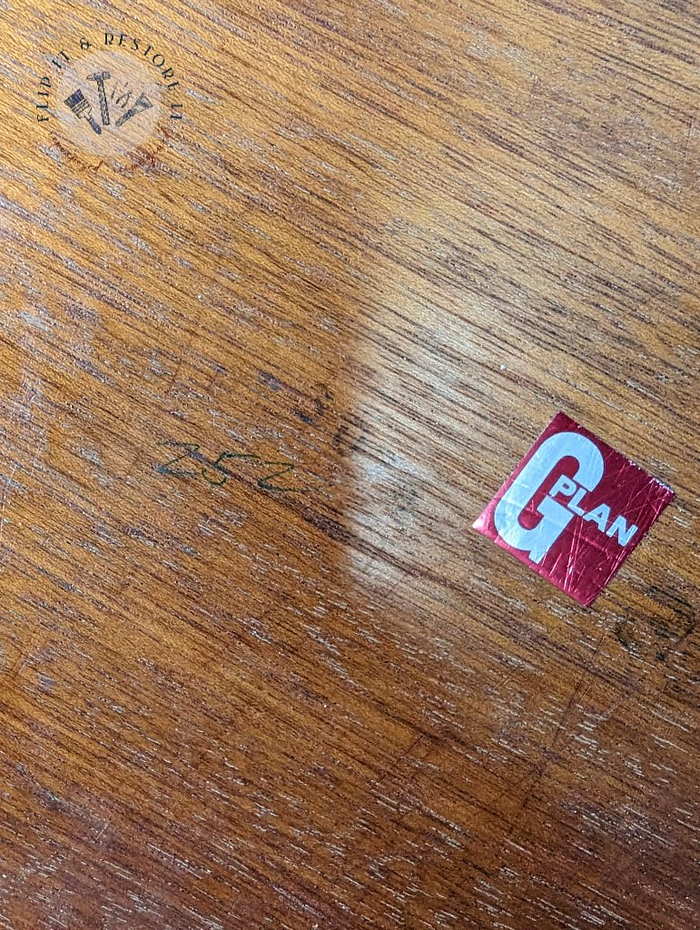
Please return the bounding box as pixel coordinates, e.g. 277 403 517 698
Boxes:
64 89 102 134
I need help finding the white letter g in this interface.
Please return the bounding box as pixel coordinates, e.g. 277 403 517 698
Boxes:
493 431 604 564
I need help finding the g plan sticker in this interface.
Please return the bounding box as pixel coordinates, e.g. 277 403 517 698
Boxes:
473 412 675 606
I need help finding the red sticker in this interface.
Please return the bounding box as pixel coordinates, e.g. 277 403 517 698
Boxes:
473 412 674 606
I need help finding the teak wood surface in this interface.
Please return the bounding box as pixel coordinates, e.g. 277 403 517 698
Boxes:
0 0 698 928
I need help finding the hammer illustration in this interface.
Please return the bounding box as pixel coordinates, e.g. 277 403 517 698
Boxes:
87 71 111 126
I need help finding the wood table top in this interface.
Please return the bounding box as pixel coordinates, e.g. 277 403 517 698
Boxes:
1 0 698 927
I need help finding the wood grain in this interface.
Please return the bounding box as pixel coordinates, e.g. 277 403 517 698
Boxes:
0 0 698 927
